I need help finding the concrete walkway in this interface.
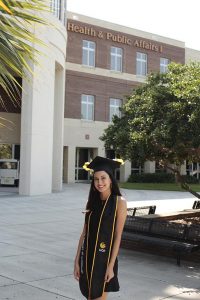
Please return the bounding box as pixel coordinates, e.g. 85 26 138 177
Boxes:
0 183 200 300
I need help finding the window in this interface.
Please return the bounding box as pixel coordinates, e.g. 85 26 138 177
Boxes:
110 47 123 72
50 0 61 19
63 0 67 25
81 95 94 121
186 161 200 179
82 40 95 67
0 161 18 170
131 161 144 174
136 52 147 76
160 58 170 73
109 98 122 122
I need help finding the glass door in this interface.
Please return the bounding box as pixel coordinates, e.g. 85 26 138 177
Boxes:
75 148 94 181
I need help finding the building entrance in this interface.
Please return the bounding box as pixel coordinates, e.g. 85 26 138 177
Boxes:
75 148 94 181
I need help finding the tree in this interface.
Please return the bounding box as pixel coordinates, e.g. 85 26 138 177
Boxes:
0 144 12 158
101 62 200 198
0 0 48 108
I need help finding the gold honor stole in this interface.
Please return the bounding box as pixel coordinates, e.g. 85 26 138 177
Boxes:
79 195 118 299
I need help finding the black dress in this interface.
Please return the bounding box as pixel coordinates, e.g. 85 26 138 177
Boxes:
79 194 120 299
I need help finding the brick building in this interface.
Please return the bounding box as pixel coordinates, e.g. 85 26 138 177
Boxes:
1 10 200 189
63 12 200 183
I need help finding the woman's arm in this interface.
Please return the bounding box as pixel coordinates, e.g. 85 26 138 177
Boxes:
74 224 86 281
105 197 127 282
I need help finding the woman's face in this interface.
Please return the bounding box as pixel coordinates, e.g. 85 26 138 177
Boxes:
93 171 112 194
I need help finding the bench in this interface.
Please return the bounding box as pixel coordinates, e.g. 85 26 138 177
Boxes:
127 205 156 217
193 200 200 209
121 216 200 266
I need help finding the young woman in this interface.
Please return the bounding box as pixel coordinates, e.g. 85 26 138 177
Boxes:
74 156 127 300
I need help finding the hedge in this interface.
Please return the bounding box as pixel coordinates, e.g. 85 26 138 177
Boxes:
127 173 199 184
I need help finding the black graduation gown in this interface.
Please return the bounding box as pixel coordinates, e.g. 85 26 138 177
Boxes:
79 195 120 299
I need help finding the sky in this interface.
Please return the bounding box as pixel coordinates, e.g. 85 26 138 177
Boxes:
67 0 200 51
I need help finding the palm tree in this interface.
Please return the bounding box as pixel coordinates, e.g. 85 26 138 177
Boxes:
0 0 48 109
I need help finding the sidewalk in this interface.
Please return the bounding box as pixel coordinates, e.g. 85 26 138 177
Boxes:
0 183 200 300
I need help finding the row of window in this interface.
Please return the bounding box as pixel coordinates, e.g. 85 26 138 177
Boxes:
81 94 122 122
50 0 61 19
82 40 170 75
50 0 66 24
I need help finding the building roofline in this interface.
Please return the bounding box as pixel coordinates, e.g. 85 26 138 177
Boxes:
67 11 185 48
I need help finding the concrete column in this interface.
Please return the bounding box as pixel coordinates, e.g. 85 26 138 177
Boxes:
19 57 55 195
180 162 187 175
67 146 76 183
52 65 65 191
144 160 155 173
97 148 104 157
120 160 131 182
17 2 67 195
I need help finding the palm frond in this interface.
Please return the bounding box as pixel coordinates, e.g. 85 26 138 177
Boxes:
0 0 49 110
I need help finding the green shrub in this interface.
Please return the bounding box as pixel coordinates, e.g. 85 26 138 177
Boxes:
128 173 200 184
128 172 175 183
182 175 199 184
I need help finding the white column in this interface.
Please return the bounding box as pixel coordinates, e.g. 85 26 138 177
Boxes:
19 57 55 195
97 148 105 157
52 65 65 191
18 2 67 195
144 160 155 173
67 145 76 183
120 160 131 182
180 161 187 175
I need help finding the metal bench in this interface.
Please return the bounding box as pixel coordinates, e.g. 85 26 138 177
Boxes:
193 200 200 209
121 216 200 266
127 205 156 217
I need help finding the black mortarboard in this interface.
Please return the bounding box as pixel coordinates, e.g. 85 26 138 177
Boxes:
87 156 122 175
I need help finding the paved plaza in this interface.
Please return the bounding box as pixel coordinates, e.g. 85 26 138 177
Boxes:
0 184 200 300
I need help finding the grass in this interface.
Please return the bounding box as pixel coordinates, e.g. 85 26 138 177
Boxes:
120 182 200 192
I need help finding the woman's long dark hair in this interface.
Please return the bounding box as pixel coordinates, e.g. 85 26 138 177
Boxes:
86 170 122 210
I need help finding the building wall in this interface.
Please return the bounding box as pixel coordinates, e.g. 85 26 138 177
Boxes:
185 48 200 63
0 1 67 195
67 17 185 72
1 10 200 187
65 70 136 120
64 12 189 183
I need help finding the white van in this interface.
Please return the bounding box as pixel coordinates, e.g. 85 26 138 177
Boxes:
0 159 20 186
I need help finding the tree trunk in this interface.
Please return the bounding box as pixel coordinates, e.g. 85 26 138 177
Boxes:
175 170 200 199
159 161 200 199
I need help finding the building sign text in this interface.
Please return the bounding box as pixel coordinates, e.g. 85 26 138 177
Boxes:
67 22 163 53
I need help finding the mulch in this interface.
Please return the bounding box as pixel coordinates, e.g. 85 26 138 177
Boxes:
170 216 200 225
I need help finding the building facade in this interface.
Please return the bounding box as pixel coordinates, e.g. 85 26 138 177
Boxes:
0 0 67 195
63 12 200 183
1 10 200 192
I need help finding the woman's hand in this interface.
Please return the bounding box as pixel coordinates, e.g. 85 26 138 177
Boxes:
104 264 114 283
74 261 80 281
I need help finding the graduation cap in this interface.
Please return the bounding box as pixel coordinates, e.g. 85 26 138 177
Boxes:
83 156 124 175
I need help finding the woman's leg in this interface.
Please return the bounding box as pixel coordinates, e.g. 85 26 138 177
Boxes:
101 292 108 300
90 292 108 300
